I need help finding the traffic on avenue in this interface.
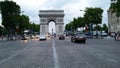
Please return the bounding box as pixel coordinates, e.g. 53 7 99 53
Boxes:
0 35 120 68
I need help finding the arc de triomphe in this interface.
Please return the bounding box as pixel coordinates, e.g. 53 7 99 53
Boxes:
39 10 64 35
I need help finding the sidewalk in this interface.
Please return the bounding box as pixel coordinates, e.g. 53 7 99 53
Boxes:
0 37 19 42
103 36 114 39
0 37 7 42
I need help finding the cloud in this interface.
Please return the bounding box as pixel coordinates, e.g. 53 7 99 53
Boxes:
14 0 47 9
86 0 110 24
12 0 48 23
61 0 89 25
0 0 110 26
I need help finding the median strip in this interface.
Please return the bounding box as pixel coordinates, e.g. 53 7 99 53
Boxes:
52 39 60 68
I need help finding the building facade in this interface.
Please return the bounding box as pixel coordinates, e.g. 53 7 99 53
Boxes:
39 10 64 35
108 10 120 33
108 0 120 33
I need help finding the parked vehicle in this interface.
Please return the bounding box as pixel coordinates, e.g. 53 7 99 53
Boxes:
71 33 86 43
59 34 65 40
101 32 108 37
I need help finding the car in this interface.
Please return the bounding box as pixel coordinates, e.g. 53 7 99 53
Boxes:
39 34 47 41
85 33 92 38
59 34 65 40
46 34 51 39
21 35 30 40
101 32 108 37
35 35 40 40
30 35 35 39
71 33 86 43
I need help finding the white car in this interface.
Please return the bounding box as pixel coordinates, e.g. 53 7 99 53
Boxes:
39 34 47 40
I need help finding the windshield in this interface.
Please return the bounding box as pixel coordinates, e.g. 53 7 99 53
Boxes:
76 34 85 36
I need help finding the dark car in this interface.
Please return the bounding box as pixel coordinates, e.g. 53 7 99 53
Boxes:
21 35 29 40
85 33 92 38
71 33 86 43
59 35 65 40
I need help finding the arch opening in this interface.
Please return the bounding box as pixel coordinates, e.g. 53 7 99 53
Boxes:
48 21 56 35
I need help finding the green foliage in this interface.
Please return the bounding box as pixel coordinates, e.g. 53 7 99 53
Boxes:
0 26 3 36
65 22 72 31
93 23 108 32
19 15 30 29
65 17 85 31
65 7 103 31
72 17 85 30
32 23 40 32
94 25 102 31
102 23 108 32
0 0 20 34
84 7 103 25
110 0 120 17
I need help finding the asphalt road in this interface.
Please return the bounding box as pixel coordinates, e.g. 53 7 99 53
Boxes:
0 37 120 68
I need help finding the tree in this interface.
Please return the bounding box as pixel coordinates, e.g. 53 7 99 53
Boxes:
84 7 103 25
0 26 3 36
94 25 102 31
65 7 103 32
33 24 40 32
0 0 20 35
19 15 30 34
102 23 108 32
65 23 72 31
66 17 85 31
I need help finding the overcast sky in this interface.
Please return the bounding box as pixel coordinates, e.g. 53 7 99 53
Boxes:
0 0 110 26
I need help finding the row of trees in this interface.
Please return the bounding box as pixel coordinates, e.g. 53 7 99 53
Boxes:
0 0 39 36
65 17 84 31
65 7 108 33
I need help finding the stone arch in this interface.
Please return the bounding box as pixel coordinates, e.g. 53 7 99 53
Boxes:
47 19 56 25
39 10 64 35
48 20 56 34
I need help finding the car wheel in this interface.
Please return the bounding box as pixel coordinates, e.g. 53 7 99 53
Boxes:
71 39 73 42
74 40 76 43
83 40 86 43
72 39 74 42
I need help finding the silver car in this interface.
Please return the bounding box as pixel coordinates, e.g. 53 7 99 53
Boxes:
39 34 47 40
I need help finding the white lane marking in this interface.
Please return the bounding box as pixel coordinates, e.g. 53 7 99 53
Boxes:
0 43 32 65
52 39 60 68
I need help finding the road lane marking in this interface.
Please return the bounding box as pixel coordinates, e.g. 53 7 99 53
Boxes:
52 39 60 68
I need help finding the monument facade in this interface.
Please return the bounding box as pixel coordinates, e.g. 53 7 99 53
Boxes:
39 10 64 35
